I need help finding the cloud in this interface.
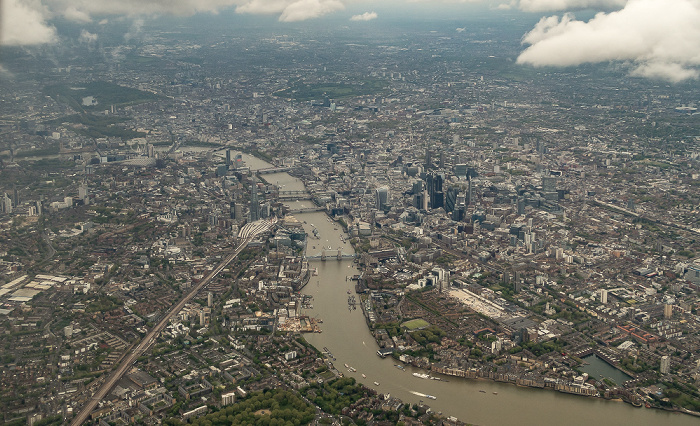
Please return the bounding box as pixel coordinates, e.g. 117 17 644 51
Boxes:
235 0 291 15
350 11 377 21
1 0 57 45
79 29 98 44
278 0 345 22
0 64 15 79
630 62 699 83
124 18 145 42
62 6 92 22
515 0 627 12
235 0 345 21
50 0 244 19
517 0 700 82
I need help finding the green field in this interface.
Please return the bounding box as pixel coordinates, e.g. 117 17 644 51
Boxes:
48 114 146 140
401 318 430 330
274 79 387 101
44 81 161 113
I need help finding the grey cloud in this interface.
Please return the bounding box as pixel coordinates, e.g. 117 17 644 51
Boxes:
515 0 626 12
1 0 57 45
517 0 700 82
350 11 378 21
79 29 98 43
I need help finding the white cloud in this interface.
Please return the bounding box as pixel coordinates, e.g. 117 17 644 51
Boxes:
124 18 145 42
278 0 345 22
0 64 15 80
235 0 291 15
630 62 699 83
50 0 243 18
350 11 377 21
516 0 626 12
62 6 92 22
79 29 98 44
1 0 57 45
517 0 700 82
236 0 345 21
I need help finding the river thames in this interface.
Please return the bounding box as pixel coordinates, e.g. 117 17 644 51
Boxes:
238 152 697 426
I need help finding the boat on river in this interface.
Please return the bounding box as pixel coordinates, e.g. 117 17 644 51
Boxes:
413 373 430 379
373 381 380 386
425 394 437 400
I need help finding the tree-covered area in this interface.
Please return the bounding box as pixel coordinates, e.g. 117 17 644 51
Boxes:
164 389 315 426
301 377 368 415
508 338 567 357
85 295 122 313
410 325 446 346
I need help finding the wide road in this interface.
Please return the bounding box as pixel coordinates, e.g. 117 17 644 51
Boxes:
71 220 273 425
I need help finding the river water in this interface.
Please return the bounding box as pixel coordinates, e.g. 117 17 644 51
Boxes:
239 152 697 426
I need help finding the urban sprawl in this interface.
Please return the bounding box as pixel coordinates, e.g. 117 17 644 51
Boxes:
1 19 700 426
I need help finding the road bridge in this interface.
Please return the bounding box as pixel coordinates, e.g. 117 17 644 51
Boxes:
287 207 325 214
278 189 313 201
279 195 313 201
307 249 356 261
257 166 290 175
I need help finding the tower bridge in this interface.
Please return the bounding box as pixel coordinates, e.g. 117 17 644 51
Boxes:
306 249 356 261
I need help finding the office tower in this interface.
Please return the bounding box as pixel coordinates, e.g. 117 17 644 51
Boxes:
249 178 259 222
664 303 673 319
376 187 389 210
467 176 473 205
445 187 458 213
454 164 468 178
542 176 556 193
601 289 608 304
2 193 12 214
79 184 89 205
452 193 466 221
425 147 432 169
660 355 670 374
225 149 232 166
412 180 423 195
426 173 444 209
439 151 446 169
413 192 424 210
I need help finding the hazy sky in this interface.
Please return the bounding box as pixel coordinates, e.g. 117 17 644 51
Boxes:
1 0 699 82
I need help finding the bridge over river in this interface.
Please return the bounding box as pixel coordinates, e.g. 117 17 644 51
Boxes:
306 248 356 261
256 166 291 175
